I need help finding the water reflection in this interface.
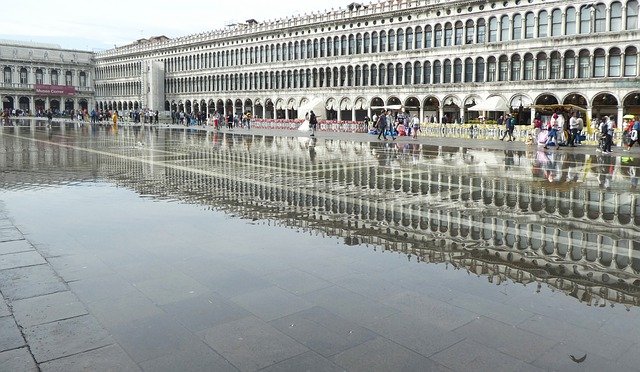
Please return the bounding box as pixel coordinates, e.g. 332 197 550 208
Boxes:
2 121 640 308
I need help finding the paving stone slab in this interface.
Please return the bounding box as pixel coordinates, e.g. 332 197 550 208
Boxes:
431 339 544 372
139 340 238 372
331 337 448 372
86 293 164 328
23 315 113 363
160 293 251 333
0 316 26 352
11 291 88 328
269 306 377 357
231 286 313 322
264 268 333 295
261 351 346 372
0 227 24 242
0 264 67 301
39 344 141 372
0 251 47 271
0 347 38 371
0 240 35 256
109 313 197 363
200 315 308 372
0 299 10 318
531 342 626 372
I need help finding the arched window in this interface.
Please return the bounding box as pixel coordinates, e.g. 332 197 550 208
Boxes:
371 64 377 85
624 47 638 76
313 39 319 58
425 26 433 47
355 65 361 85
550 51 561 79
488 17 498 42
405 62 412 84
415 26 423 48
394 63 402 85
356 34 362 54
388 30 396 51
564 51 576 79
347 66 354 86
487 57 496 81
511 55 521 80
627 0 638 30
379 31 387 52
363 33 370 53
536 52 548 79
20 67 28 84
414 61 422 84
453 58 462 82
35 68 43 84
348 34 355 55
578 50 590 78
465 21 474 44
538 11 549 37
406 28 414 50
593 49 605 77
433 60 442 83
443 59 452 83
610 2 623 32
551 9 562 36
423 61 432 83
79 71 86 87
524 53 534 80
387 63 395 85
397 29 404 51
379 64 386 85
565 7 576 35
363 64 369 85
464 58 473 82
500 15 509 41
594 4 606 32
580 5 591 34
371 32 378 53
609 48 622 76
434 25 442 47
455 22 464 45
512 14 522 40
498 55 508 81
341 36 348 55
334 36 340 56
444 23 453 46
320 38 325 58
475 57 485 82
476 19 486 43
65 70 73 86
524 12 536 39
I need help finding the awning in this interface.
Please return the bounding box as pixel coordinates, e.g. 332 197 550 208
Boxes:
468 96 510 112
530 104 587 113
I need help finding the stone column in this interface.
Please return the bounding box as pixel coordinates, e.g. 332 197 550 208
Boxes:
351 107 356 122
439 106 444 123
617 106 624 129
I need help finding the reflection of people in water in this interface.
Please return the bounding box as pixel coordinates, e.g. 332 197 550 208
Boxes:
596 154 616 190
308 137 317 163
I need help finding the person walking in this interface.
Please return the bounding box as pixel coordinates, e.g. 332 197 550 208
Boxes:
500 114 515 141
568 112 579 147
376 111 388 140
309 110 318 136
544 113 560 150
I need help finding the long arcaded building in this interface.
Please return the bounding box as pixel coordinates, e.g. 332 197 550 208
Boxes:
87 0 640 126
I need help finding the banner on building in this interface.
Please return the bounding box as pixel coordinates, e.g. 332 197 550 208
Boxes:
34 84 76 96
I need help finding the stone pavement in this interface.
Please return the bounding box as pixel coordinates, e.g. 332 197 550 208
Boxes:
1 125 639 371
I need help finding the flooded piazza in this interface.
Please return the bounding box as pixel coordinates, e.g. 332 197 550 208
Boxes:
1 120 640 371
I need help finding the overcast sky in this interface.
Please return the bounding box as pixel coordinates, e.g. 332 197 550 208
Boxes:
0 0 350 51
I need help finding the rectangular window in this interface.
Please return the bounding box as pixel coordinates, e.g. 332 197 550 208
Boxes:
466 27 474 44
593 56 605 77
624 54 637 76
487 61 496 81
489 20 498 42
455 28 463 45
36 71 43 84
536 60 547 79
524 60 534 80
511 62 520 80
415 31 422 48
444 28 452 46
20 70 27 84
550 59 560 79
434 29 442 47
580 10 590 33
609 55 621 76
579 56 590 77
425 30 432 47
3 70 10 83
499 61 508 81
564 58 575 79
477 25 485 43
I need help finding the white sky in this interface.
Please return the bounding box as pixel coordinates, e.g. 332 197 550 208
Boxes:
0 0 351 51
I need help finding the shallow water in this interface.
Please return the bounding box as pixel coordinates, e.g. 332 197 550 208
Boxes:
2 120 640 370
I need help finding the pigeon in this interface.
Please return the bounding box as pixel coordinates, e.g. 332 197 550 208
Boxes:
570 354 587 363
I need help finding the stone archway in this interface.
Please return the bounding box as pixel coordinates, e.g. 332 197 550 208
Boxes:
591 93 619 121
423 96 440 123
623 92 640 116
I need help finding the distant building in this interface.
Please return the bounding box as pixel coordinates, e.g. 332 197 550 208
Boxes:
0 40 94 114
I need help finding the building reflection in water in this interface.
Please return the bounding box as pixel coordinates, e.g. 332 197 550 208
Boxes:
2 123 640 309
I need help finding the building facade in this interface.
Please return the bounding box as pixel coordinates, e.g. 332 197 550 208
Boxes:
0 40 94 114
92 0 640 126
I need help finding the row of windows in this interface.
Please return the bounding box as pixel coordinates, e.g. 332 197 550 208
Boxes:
2 67 88 86
95 62 142 80
156 1 639 73
95 82 142 97
161 47 638 95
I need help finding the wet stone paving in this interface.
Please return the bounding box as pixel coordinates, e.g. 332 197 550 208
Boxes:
1 119 640 371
